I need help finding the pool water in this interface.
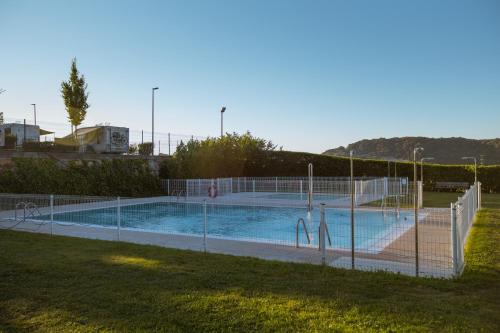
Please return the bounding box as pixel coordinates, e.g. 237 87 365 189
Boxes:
39 202 413 251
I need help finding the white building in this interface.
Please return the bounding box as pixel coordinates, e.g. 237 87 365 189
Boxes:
0 123 41 147
72 125 129 153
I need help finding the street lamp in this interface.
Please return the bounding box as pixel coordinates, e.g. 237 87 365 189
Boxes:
152 87 159 156
220 107 226 137
31 104 36 126
420 157 434 186
350 150 355 270
413 147 423 277
462 156 477 184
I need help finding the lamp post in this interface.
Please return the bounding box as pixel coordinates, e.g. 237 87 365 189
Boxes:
220 107 226 137
462 157 477 184
152 87 159 156
420 157 434 187
31 104 36 125
413 147 423 277
350 150 355 269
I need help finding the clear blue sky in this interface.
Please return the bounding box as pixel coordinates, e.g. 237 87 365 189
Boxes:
1 0 499 153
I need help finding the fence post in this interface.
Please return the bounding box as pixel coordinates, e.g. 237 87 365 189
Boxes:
50 195 54 236
418 181 423 208
478 182 481 210
275 177 278 193
451 202 458 276
308 163 313 213
320 203 326 265
167 179 170 195
252 180 256 195
300 180 303 200
203 200 207 253
117 197 121 241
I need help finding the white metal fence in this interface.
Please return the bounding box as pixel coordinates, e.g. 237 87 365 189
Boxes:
0 182 481 279
451 182 481 276
161 176 415 208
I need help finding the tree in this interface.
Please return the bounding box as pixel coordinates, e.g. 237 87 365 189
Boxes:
61 58 89 134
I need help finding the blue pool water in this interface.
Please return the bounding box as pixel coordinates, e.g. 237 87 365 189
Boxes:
39 202 414 251
263 193 345 201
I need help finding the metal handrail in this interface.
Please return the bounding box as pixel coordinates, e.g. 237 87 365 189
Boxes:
296 218 311 248
176 190 186 201
14 201 42 222
25 202 42 219
318 223 332 249
14 202 26 221
170 189 186 200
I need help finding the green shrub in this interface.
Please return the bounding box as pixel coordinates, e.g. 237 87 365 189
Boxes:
139 142 153 156
0 158 162 197
21 141 79 153
4 134 17 149
159 135 500 193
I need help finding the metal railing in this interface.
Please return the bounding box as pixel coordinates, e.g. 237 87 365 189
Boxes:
295 218 310 248
161 176 414 209
451 182 481 276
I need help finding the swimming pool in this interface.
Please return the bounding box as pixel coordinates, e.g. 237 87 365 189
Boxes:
262 193 346 201
38 202 413 251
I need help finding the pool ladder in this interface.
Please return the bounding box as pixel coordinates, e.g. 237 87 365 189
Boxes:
296 218 310 248
295 218 332 249
14 201 42 222
170 189 187 201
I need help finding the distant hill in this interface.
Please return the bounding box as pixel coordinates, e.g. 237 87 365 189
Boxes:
323 137 500 165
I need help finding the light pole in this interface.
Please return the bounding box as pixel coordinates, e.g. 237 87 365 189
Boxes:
220 107 226 137
462 157 477 184
31 104 37 126
413 147 423 277
420 157 434 187
350 150 355 270
152 87 159 156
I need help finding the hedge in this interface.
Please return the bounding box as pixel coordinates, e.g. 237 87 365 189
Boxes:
0 158 162 197
160 150 500 193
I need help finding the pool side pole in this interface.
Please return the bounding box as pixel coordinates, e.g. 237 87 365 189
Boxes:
117 197 121 241
203 200 207 253
50 194 54 236
320 203 326 265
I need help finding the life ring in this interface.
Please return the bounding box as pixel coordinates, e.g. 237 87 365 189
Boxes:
208 185 218 198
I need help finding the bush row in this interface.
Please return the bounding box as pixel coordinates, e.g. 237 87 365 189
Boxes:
160 150 500 193
0 158 162 197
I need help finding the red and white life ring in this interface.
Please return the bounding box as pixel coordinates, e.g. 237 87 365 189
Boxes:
208 185 218 198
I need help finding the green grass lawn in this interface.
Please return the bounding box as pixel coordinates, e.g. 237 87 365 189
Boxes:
423 192 500 209
1 209 499 332
365 192 500 209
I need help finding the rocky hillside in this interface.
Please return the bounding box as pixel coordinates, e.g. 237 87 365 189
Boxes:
323 137 500 165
